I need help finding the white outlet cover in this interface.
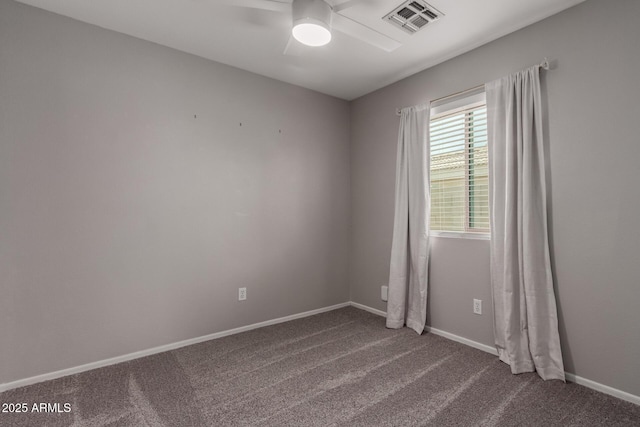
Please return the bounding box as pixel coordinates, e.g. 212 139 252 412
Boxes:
381 286 388 302
239 287 247 301
473 299 482 315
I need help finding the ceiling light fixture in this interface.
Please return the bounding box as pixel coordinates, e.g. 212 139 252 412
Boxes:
291 0 332 47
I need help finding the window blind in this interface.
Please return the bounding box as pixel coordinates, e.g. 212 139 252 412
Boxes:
430 102 489 233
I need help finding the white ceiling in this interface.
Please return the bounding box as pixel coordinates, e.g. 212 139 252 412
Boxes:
15 0 585 100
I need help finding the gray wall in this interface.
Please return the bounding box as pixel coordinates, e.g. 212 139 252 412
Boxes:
0 0 350 384
350 0 640 397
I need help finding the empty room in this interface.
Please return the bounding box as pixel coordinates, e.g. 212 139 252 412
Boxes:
1 0 639 425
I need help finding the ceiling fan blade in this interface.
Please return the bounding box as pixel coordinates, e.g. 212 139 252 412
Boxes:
332 13 401 52
332 0 368 13
283 34 305 56
219 0 291 13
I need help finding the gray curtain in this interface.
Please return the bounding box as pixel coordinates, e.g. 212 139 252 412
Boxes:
386 105 430 334
486 66 565 381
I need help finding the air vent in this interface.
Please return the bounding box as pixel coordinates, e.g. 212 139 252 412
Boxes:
397 7 416 20
383 0 443 35
409 2 425 12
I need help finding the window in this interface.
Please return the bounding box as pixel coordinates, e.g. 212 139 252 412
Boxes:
429 91 489 235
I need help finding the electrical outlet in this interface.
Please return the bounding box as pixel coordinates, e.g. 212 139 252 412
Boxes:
381 285 388 302
238 287 247 301
473 299 482 315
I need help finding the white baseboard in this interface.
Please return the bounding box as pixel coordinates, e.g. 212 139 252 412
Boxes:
564 372 639 406
348 302 640 406
349 302 496 355
3 300 638 406
425 326 499 356
349 301 386 317
0 302 350 393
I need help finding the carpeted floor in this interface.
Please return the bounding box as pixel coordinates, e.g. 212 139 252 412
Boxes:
1 307 639 426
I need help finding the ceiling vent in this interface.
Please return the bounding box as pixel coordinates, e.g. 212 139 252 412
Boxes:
383 0 443 34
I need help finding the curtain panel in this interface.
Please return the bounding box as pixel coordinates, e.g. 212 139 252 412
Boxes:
486 66 565 381
386 105 430 334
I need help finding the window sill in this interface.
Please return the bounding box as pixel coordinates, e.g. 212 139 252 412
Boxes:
431 231 490 240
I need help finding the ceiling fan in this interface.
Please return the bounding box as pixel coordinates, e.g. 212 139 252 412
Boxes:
221 0 401 54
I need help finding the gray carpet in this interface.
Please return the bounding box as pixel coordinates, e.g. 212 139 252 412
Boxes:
1 307 639 426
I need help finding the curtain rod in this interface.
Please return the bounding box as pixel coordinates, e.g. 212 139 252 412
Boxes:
396 57 551 116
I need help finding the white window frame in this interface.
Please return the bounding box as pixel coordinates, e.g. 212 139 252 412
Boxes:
429 90 490 240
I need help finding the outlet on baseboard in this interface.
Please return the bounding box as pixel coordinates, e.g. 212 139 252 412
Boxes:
381 285 388 302
238 287 247 301
473 299 482 315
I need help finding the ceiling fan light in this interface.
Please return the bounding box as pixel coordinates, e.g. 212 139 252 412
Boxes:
292 20 332 46
291 0 333 47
